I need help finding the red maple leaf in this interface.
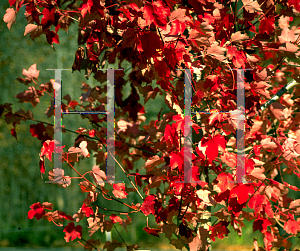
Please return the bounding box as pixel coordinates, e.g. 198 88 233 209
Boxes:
226 46 247 69
110 214 123 224
210 221 230 241
170 151 183 172
79 0 93 18
63 222 82 242
137 31 162 58
163 124 179 148
9 0 16 6
198 135 226 163
253 218 272 233
46 30 60 45
11 128 17 140
41 8 56 28
40 140 55 161
142 1 170 29
141 195 156 216
230 184 254 204
288 0 300 11
30 123 47 141
28 202 46 220
249 193 274 218
112 183 128 199
39 158 45 174
259 16 275 35
143 227 160 237
204 75 221 92
81 203 93 217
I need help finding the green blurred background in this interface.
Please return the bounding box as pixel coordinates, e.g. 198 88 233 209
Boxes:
1 1 300 250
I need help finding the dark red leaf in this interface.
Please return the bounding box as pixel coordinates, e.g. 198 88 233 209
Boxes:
143 227 160 237
141 195 156 216
63 222 82 242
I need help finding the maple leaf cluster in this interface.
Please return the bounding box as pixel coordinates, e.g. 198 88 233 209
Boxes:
2 0 300 250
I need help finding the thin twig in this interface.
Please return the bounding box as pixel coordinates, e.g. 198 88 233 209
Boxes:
260 80 300 113
113 224 129 249
78 238 101 251
62 155 140 211
107 149 144 200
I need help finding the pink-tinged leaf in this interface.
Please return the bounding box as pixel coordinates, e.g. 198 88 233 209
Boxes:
242 0 262 13
207 42 227 62
22 64 40 81
63 222 82 242
216 173 234 193
141 195 156 216
110 214 123 223
220 151 236 168
249 167 266 181
231 31 249 42
279 42 299 53
189 234 203 251
79 141 90 157
263 231 274 251
144 155 164 172
169 8 189 23
282 138 300 161
261 138 277 150
269 102 288 121
112 183 128 199
91 165 106 186
3 8 16 30
24 24 38 36
279 27 296 44
284 219 300 235
251 81 272 99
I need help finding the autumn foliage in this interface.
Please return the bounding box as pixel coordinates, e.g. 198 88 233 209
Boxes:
2 0 300 250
